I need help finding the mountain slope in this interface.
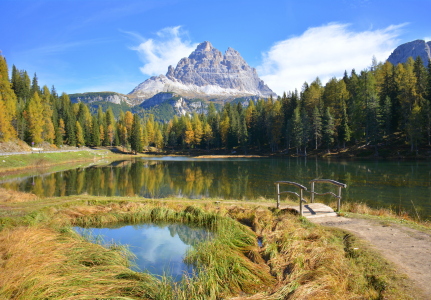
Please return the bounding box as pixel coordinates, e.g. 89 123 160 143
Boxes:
387 39 431 66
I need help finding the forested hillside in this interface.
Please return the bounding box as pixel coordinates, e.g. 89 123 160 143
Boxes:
1 54 431 156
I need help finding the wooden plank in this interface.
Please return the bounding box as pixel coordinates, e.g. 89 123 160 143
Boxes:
282 203 338 219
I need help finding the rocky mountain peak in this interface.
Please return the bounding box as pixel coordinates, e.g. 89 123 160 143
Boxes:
196 41 214 52
387 39 431 66
130 41 276 101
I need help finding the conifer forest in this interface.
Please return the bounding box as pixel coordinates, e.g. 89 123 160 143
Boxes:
1 54 431 155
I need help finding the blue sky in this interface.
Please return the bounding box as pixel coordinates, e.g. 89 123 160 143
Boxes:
1 0 430 96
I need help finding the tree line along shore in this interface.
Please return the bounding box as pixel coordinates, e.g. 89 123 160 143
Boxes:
1 54 431 157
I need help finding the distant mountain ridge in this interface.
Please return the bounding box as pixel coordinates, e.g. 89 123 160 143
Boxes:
129 41 277 101
69 92 135 106
387 39 431 66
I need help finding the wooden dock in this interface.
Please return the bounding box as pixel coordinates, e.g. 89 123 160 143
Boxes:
282 203 338 219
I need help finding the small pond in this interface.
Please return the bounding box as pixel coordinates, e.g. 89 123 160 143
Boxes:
75 223 212 281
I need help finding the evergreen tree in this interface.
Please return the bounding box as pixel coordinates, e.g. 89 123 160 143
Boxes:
380 96 392 137
238 111 248 153
422 100 431 145
427 59 431 103
338 104 351 148
227 104 240 148
91 115 100 146
130 114 143 154
322 107 335 151
407 104 422 152
31 73 40 96
54 124 63 146
268 100 283 152
311 106 322 150
245 100 257 147
300 107 311 155
413 56 427 102
291 106 303 154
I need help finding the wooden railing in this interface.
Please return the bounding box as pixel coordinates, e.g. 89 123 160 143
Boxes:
275 181 308 215
275 179 347 215
309 179 347 212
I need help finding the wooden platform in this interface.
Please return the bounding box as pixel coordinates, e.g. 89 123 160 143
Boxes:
283 203 338 219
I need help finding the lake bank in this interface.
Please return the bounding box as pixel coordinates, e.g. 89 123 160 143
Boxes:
0 193 427 299
0 147 151 176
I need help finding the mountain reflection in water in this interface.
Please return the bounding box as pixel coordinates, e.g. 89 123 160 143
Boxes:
75 223 212 281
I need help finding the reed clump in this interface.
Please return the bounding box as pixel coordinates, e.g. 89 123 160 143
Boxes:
0 226 161 299
0 187 38 203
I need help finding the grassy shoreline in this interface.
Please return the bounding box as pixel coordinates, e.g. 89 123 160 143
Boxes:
0 149 151 175
0 191 424 299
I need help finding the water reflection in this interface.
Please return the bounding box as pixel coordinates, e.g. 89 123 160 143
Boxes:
1 157 431 219
75 223 212 280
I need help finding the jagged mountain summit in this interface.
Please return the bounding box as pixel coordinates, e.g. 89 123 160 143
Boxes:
387 39 431 66
129 41 277 101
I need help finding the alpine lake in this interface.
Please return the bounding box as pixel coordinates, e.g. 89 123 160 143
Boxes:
2 156 431 279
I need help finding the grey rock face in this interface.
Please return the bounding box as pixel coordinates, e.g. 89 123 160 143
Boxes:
129 41 276 101
387 40 431 66
69 92 132 106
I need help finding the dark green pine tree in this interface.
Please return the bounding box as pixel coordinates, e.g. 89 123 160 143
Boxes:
311 106 322 150
54 125 63 146
338 104 351 149
322 107 335 151
413 56 427 101
130 114 143 154
31 73 40 96
427 59 431 103
283 91 299 151
380 96 392 137
21 71 31 102
227 104 240 149
92 115 101 146
238 111 248 153
300 107 310 156
65 110 76 146
291 106 303 154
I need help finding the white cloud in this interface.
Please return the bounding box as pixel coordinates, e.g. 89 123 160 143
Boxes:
129 26 198 76
424 37 431 42
258 23 406 95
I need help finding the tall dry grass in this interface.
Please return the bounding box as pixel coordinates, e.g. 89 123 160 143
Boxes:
0 188 38 203
0 226 161 299
0 198 416 299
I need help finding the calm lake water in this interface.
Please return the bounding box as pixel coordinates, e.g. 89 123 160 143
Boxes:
75 223 211 281
1 157 431 219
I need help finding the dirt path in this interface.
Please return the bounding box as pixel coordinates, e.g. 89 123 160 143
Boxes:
311 216 431 298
